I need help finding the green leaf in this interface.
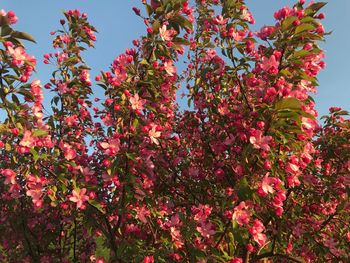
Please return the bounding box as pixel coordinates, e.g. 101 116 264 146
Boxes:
32 129 48 137
170 15 193 30
237 177 251 200
280 69 293 78
132 118 139 129
17 89 35 101
95 236 110 260
88 199 105 214
145 4 153 16
290 49 311 59
0 25 13 36
295 24 316 34
5 142 11 151
30 148 39 162
126 152 136 161
282 16 297 31
275 98 301 111
307 2 327 13
152 20 161 33
172 37 190 46
11 31 36 43
0 16 9 26
11 94 20 105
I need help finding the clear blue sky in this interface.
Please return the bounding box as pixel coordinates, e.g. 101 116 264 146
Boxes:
1 0 349 117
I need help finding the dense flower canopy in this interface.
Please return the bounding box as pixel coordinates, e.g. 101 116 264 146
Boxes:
0 1 349 262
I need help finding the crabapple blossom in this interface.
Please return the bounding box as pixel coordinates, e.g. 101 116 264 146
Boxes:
0 2 348 262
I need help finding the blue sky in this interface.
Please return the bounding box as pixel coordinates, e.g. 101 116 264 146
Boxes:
1 0 349 117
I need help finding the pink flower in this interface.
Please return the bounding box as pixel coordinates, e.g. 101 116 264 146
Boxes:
79 69 91 85
57 81 69 94
196 221 216 238
20 130 35 148
249 129 272 152
59 141 77 160
170 227 184 248
69 188 89 209
241 8 255 24
232 201 251 226
148 125 161 145
286 174 301 188
7 46 28 65
159 25 176 42
249 219 266 247
129 94 146 111
2 10 18 24
143 256 154 263
214 15 228 25
65 115 78 126
257 174 275 196
1 168 16 185
135 205 150 223
31 80 44 99
257 26 275 40
167 214 181 227
164 60 176 76
192 204 212 222
261 55 279 74
26 175 46 208
96 257 105 263
100 138 120 156
59 34 71 44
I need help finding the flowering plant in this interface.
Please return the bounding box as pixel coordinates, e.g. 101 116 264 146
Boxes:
0 1 349 262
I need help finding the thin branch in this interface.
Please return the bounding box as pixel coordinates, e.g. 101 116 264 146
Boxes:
252 252 305 263
215 221 230 248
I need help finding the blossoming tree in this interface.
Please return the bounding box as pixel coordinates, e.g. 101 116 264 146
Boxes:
0 0 349 262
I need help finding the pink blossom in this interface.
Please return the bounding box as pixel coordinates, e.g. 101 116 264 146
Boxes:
261 55 279 74
196 221 215 238
69 188 89 209
148 125 161 145
79 69 91 85
2 10 18 24
286 174 301 188
192 204 212 222
59 141 77 160
164 60 176 76
7 46 28 65
159 25 176 42
59 34 71 44
96 257 105 263
228 28 246 41
285 162 300 174
26 175 46 208
241 8 255 24
214 15 228 25
31 80 44 100
170 227 184 248
100 138 120 156
65 115 78 126
57 81 69 94
1 168 16 185
20 130 35 148
232 201 251 226
257 26 275 40
257 174 275 196
249 129 272 152
143 256 154 263
129 94 146 111
135 205 150 223
249 219 267 247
